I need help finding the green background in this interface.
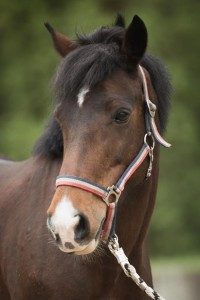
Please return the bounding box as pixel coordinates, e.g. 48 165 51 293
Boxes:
0 0 199 259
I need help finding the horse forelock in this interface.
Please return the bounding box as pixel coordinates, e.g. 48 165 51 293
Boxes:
53 42 124 105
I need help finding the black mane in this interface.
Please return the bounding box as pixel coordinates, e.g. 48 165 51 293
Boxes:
33 24 171 159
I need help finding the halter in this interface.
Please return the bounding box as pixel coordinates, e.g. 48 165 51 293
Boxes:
55 65 171 241
55 65 169 300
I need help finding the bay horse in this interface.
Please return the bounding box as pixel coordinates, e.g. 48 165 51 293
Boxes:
0 15 171 299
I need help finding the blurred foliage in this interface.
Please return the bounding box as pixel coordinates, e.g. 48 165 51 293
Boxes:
0 0 199 257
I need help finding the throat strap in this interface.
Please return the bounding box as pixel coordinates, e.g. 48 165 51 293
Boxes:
139 65 171 148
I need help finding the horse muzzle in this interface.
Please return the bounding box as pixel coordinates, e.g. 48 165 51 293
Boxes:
47 192 105 255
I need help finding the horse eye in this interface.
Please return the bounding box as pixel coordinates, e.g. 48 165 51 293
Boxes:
114 110 130 124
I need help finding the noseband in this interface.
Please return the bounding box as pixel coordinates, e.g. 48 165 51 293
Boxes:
55 65 171 241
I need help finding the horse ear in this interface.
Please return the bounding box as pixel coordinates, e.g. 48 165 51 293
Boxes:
114 14 125 27
44 23 78 57
123 15 147 67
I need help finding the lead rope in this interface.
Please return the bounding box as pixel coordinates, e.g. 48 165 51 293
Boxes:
108 235 165 300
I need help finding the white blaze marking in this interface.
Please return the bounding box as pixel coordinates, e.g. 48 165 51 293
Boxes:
77 87 89 107
51 196 79 242
49 196 99 254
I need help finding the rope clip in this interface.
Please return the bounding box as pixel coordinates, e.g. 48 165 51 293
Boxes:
108 234 119 251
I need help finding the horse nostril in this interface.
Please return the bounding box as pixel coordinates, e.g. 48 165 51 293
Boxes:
47 216 61 244
74 214 90 242
55 233 61 244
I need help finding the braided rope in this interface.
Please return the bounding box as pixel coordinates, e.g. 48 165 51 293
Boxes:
108 235 165 300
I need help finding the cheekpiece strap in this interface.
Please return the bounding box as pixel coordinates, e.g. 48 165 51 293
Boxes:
115 144 150 192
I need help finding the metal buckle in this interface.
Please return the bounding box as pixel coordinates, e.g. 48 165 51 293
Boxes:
146 100 156 118
104 185 121 205
144 132 155 178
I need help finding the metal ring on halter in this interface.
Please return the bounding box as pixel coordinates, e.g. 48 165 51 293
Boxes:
144 132 155 150
104 185 121 205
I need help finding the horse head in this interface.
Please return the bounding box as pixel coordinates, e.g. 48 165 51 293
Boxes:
46 15 163 255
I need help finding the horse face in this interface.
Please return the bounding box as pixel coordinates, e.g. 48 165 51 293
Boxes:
47 70 147 254
46 15 148 254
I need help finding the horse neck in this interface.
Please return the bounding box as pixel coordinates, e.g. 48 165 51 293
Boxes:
30 155 62 205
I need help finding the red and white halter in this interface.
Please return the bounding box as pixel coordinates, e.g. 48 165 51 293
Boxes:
56 65 171 241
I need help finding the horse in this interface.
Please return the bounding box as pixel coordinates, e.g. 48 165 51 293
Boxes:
0 14 171 300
